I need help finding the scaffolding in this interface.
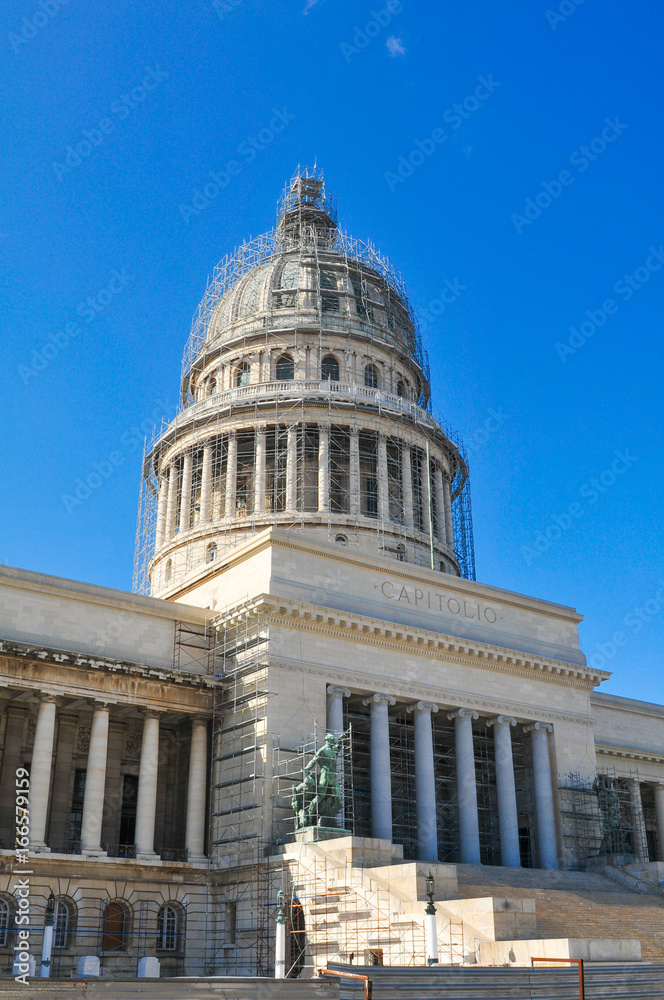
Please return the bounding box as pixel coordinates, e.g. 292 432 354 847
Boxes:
133 166 475 597
558 767 651 869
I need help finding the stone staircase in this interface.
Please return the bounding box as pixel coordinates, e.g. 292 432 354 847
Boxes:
456 864 664 959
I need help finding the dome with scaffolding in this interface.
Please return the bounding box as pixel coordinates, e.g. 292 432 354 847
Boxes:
134 168 475 598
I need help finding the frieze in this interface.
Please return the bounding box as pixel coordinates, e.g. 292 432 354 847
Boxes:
379 579 501 624
268 655 595 728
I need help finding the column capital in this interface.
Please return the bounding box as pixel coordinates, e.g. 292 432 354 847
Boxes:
407 701 439 715
487 715 517 728
327 685 351 699
363 693 396 708
88 699 113 711
191 714 209 727
141 708 164 719
448 708 478 721
38 693 59 705
524 721 553 734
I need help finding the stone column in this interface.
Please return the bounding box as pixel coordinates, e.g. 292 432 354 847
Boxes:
165 465 178 539
29 695 58 852
81 703 110 856
524 722 558 870
363 694 396 841
185 717 208 861
135 710 161 859
434 466 446 545
286 425 298 510
654 784 664 863
408 702 439 862
377 434 390 523
629 779 649 862
487 716 521 867
179 450 193 532
349 428 360 517
155 474 169 548
224 433 237 517
254 427 266 514
327 685 350 737
402 443 414 529
200 441 213 522
448 708 481 864
443 474 454 549
318 424 330 514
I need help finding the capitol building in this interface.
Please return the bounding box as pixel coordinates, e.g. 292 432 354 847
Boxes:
1 169 663 979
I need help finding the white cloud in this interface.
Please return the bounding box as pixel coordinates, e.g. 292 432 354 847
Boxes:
386 35 406 57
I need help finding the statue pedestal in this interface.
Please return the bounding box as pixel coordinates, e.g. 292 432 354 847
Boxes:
293 826 349 844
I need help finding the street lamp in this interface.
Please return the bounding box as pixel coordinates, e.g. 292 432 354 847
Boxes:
274 888 286 980
424 872 438 966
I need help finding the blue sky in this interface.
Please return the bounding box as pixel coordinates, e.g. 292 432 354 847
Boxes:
2 0 662 702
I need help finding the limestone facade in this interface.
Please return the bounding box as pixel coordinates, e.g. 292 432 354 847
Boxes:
2 170 663 978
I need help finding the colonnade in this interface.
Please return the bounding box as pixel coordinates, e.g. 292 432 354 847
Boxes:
327 686 559 869
155 424 455 551
26 695 208 861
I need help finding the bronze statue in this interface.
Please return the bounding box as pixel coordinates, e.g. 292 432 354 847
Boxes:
292 734 342 829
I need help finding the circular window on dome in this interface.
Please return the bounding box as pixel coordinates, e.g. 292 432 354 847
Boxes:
335 534 348 546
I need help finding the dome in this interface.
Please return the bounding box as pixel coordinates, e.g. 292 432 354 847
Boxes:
136 168 475 599
182 169 428 403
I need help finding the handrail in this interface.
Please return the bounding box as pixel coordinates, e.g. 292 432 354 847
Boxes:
319 967 372 1000
531 957 584 1000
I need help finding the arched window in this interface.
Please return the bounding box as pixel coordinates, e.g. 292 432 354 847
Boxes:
275 354 295 381
364 364 379 389
206 542 217 564
321 355 340 382
235 362 251 387
54 897 77 950
165 560 172 583
396 380 407 399
156 903 184 952
0 896 14 948
207 377 216 397
102 900 130 952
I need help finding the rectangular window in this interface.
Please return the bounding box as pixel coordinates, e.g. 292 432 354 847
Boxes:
411 448 425 532
265 427 287 513
210 437 228 519
298 426 319 511
329 427 350 513
189 448 204 526
235 432 255 515
226 901 237 944
386 439 403 523
119 774 139 848
68 769 86 844
359 432 378 518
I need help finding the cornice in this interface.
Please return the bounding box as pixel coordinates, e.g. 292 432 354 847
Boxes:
0 638 217 696
212 593 607 691
595 742 664 766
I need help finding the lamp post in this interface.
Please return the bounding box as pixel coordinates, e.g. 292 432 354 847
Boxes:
275 889 286 980
40 892 55 978
424 872 438 966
